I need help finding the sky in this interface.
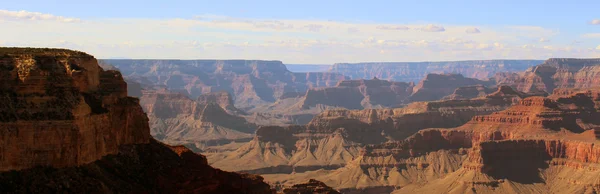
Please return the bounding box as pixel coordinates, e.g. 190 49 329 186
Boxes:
1 0 600 63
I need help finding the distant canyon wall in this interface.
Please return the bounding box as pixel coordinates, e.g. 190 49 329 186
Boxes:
329 60 543 82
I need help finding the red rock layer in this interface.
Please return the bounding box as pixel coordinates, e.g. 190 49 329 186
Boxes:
0 48 150 171
0 48 273 193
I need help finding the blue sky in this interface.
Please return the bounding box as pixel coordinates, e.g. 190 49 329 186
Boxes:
1 0 599 63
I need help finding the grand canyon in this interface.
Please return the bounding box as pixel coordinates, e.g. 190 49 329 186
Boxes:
3 3 600 193
3 45 600 194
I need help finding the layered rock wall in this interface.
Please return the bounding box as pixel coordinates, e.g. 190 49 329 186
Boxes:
0 48 150 171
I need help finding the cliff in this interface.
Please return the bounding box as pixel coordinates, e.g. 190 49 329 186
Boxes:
299 78 414 109
442 85 495 100
329 60 543 82
495 58 600 93
409 73 494 102
196 90 245 115
101 59 348 110
0 47 272 193
139 89 256 151
0 48 150 171
209 86 528 173
265 88 597 193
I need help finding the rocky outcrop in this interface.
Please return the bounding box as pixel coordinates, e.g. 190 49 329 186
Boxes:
0 139 273 194
300 78 414 109
196 90 245 115
0 47 273 193
139 89 256 151
101 59 348 110
495 58 600 93
442 85 495 100
329 60 543 82
409 73 494 102
0 48 150 171
282 179 341 194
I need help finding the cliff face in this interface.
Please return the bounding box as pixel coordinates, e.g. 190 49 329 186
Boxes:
495 58 600 93
0 48 272 193
263 74 490 116
0 48 150 171
328 89 600 193
442 85 495 100
101 59 348 110
139 89 256 151
409 73 494 102
329 60 543 83
209 87 527 173
300 78 414 109
196 90 244 115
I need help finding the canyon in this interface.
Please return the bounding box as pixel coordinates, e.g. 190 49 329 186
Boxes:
206 86 533 174
263 88 600 193
329 60 543 83
0 48 273 193
495 58 600 93
102 59 348 111
6 47 600 194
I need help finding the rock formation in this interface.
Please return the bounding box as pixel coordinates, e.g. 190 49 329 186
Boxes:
0 47 149 171
253 75 490 121
409 73 494 102
274 89 600 193
282 179 341 194
101 59 348 110
329 60 543 82
495 58 600 93
139 89 256 151
299 78 414 109
0 47 272 193
207 86 531 174
442 85 495 100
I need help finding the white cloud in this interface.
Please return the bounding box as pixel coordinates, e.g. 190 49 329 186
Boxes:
597 45 600 50
591 19 600 25
465 27 481 33
494 42 504 49
304 24 324 32
539 38 550 42
376 25 409 30
0 10 80 22
443 38 472 44
347 27 360 33
420 24 445 32
582 33 600 38
1 10 595 63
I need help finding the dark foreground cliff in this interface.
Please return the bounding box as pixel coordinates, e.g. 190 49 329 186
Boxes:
0 140 272 194
0 47 272 194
